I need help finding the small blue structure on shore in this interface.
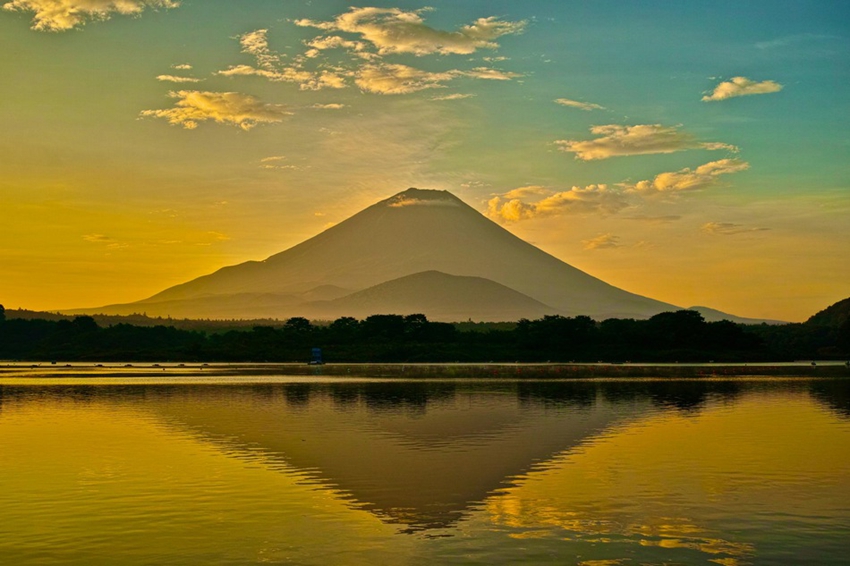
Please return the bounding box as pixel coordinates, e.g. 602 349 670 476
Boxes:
310 347 324 365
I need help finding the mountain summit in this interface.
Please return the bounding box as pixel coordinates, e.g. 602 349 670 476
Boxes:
76 188 680 321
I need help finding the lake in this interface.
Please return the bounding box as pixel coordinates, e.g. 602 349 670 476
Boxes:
1 376 849 565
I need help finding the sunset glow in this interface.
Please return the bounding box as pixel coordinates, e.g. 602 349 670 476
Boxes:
2 1 847 321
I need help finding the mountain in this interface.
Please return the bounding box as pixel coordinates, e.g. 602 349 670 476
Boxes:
72 188 681 320
806 297 850 327
304 270 555 322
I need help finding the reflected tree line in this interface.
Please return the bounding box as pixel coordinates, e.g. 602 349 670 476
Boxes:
1 305 848 363
2 379 849 419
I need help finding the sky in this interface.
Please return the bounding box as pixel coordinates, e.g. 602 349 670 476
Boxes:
1 0 848 322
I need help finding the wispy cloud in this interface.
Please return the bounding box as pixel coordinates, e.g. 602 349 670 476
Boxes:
140 91 292 130
555 98 605 111
701 222 770 235
3 0 178 31
556 124 738 161
172 63 192 70
311 103 346 109
622 158 750 194
755 33 839 50
463 67 521 80
582 233 622 250
355 63 457 94
156 74 203 83
624 214 682 224
82 233 128 249
702 76 783 101
295 7 525 56
487 185 629 222
238 29 280 70
431 93 475 101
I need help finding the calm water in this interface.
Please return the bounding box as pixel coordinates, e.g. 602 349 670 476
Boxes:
1 377 849 565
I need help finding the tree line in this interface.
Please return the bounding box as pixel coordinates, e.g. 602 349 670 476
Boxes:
1 303 847 362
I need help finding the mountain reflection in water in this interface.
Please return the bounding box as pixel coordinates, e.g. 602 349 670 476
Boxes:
1 378 849 565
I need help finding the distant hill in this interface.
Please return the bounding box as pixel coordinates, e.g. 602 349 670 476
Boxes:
69 188 679 321
303 271 556 322
806 297 850 327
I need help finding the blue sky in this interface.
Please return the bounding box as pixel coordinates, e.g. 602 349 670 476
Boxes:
1 0 848 320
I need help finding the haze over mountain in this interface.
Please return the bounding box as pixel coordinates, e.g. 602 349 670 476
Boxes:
73 188 732 321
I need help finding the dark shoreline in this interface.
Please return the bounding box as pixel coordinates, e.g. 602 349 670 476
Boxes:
2 362 848 379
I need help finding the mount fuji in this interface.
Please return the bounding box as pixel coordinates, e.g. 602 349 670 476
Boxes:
74 188 684 321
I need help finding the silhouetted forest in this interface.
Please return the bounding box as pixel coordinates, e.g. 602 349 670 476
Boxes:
2 302 848 362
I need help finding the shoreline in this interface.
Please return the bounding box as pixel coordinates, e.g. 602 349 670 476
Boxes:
2 361 848 380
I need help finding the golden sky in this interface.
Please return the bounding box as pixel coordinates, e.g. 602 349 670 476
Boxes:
1 1 848 321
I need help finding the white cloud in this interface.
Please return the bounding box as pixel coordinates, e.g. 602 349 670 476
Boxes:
238 29 280 70
555 98 605 111
487 184 629 223
501 186 550 199
623 158 750 194
556 124 738 161
260 156 286 163
140 91 292 131
156 74 202 83
582 234 621 250
462 67 521 81
311 103 346 109
701 222 770 235
431 93 475 101
295 7 525 56
387 196 459 208
222 30 352 91
3 0 178 31
82 233 128 249
702 76 783 101
355 63 457 94
305 35 367 56
172 63 192 70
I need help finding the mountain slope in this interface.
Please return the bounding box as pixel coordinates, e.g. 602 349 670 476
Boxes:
79 188 679 320
303 271 557 322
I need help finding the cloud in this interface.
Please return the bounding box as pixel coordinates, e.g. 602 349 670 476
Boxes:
582 234 622 250
622 158 750 194
431 93 475 101
555 124 738 161
701 222 770 235
82 233 128 249
219 30 349 91
387 196 459 208
462 67 521 80
702 76 783 101
260 156 286 163
172 63 192 70
295 7 525 56
354 63 457 94
311 103 346 109
304 35 367 57
140 91 292 130
624 214 682 224
156 74 202 83
555 98 605 111
487 184 629 223
3 0 178 31
238 29 280 70
217 64 345 91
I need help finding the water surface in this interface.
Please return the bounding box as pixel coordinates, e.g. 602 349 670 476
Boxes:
1 377 848 565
